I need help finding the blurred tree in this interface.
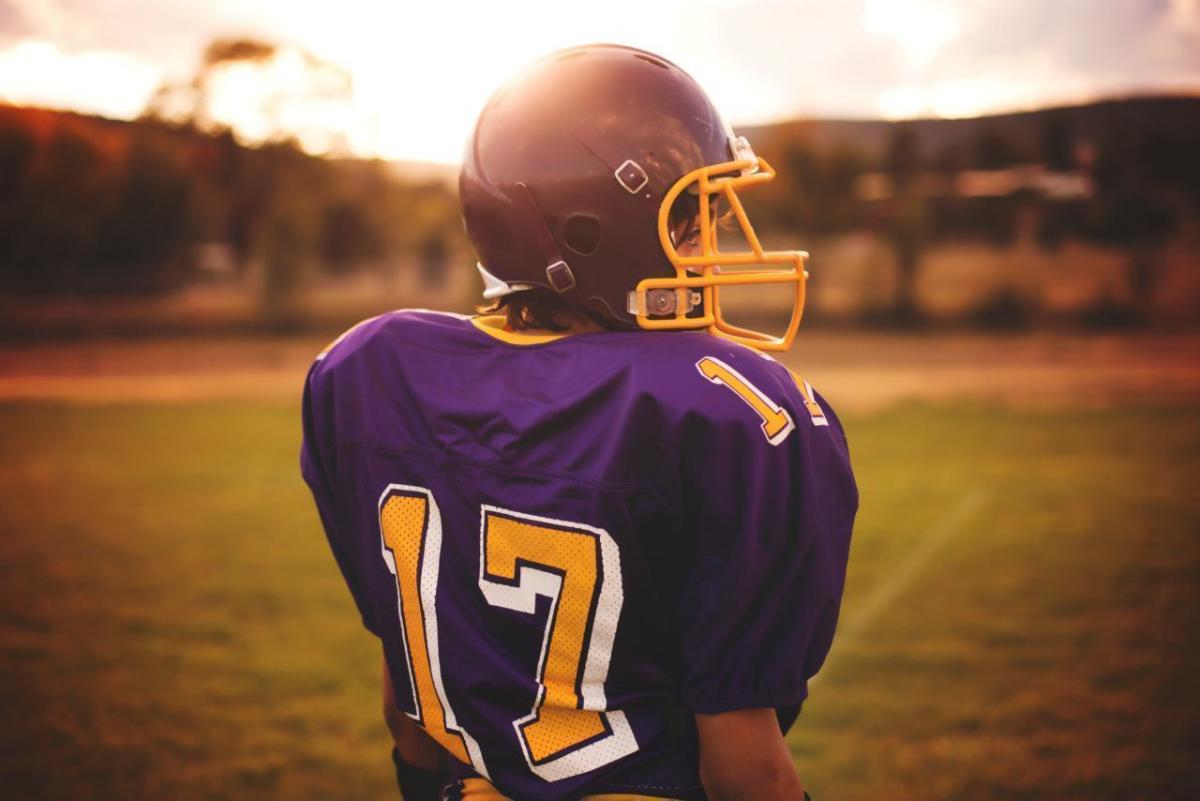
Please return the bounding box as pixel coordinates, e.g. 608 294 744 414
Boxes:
204 38 277 65
258 164 321 330
404 182 463 286
932 140 967 175
886 123 920 194
821 142 870 232
1128 249 1158 321
145 39 277 130
0 123 37 286
144 37 353 152
778 139 820 235
146 36 362 316
883 124 928 324
94 134 192 290
1132 118 1200 210
1035 201 1086 252
321 200 383 272
0 122 34 188
972 127 1021 169
418 233 449 288
969 285 1036 331
885 196 928 325
764 137 869 237
1090 137 1177 247
979 197 1020 248
0 76 469 302
25 129 116 291
1041 111 1074 171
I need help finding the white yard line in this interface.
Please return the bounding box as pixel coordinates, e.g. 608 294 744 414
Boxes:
814 487 989 683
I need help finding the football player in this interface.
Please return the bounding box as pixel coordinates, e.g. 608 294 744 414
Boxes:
301 44 857 801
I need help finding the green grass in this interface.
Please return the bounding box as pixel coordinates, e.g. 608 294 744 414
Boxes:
1 401 1197 800
796 404 1200 801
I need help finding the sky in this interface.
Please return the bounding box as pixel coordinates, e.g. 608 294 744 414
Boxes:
0 0 1197 163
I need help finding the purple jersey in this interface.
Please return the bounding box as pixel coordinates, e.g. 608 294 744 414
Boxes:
300 311 857 801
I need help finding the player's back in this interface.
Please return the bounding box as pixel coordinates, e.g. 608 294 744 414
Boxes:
301 310 857 801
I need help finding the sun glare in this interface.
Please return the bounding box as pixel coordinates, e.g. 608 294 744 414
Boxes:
0 39 161 120
286 0 743 163
862 0 960 67
1 0 1195 161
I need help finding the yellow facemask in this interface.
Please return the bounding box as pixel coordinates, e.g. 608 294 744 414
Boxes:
628 156 808 352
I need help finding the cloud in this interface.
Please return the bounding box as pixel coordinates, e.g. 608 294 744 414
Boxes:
877 56 1097 119
663 0 910 120
3 0 268 76
862 0 960 68
864 0 1199 116
0 0 68 39
0 0 1196 160
927 0 1196 88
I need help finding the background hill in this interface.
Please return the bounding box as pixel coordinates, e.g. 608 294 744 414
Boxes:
744 95 1200 171
2 95 1198 334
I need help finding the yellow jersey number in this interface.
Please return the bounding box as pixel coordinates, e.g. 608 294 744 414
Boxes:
696 355 828 438
696 356 795 445
378 485 638 783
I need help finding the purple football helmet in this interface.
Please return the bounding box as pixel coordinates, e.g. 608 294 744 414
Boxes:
459 44 807 351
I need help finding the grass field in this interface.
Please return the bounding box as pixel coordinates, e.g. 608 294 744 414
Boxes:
1 398 1198 800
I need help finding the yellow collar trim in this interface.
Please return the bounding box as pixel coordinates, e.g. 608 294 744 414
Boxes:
470 315 572 345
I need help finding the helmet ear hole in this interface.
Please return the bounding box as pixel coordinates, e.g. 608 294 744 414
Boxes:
563 214 602 256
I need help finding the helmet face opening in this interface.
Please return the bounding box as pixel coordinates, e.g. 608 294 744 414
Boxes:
628 155 809 352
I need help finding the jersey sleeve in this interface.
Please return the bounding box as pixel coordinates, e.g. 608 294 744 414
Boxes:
300 357 381 637
672 359 857 715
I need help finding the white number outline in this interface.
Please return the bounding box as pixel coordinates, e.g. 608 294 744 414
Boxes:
378 484 491 778
379 488 639 783
477 504 638 781
696 355 796 445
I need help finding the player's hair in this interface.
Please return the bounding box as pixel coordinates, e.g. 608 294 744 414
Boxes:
478 289 582 332
478 193 710 332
